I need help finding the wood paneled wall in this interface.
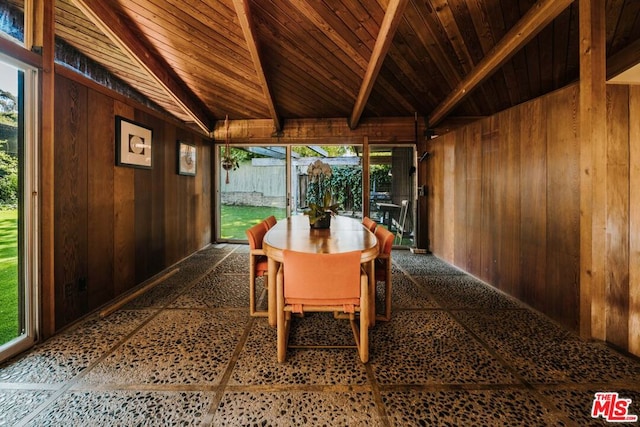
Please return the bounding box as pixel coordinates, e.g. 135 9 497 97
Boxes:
426 82 640 356
53 72 211 331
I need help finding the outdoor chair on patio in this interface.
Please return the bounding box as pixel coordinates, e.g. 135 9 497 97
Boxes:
362 216 377 232
246 221 269 317
276 249 370 363
374 226 394 321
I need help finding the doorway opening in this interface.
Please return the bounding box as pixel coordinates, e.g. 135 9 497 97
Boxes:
0 55 38 363
368 146 416 248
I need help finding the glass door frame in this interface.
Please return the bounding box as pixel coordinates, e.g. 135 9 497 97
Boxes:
213 141 418 245
0 53 39 362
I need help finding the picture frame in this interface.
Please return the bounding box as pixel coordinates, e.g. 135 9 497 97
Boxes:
177 140 197 176
115 116 153 169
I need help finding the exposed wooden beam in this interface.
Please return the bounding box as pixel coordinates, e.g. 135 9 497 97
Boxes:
71 0 214 133
579 0 607 341
232 0 282 132
606 38 640 80
349 0 409 129
428 0 574 127
38 0 56 338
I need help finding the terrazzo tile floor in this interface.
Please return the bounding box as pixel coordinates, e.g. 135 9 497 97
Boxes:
2 244 640 426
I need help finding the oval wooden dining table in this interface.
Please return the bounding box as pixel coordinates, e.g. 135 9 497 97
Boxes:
263 215 379 327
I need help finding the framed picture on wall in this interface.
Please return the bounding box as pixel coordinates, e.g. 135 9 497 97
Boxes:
116 116 153 169
177 140 197 176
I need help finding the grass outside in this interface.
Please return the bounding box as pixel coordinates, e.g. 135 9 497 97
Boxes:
0 209 18 345
220 205 287 240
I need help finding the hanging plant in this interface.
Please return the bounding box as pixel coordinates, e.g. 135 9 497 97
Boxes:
221 115 239 183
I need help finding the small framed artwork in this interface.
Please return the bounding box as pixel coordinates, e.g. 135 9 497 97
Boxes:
115 116 153 169
177 140 197 176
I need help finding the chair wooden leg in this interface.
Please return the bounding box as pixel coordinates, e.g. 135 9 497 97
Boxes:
276 267 287 363
359 274 369 363
375 260 392 322
249 258 257 316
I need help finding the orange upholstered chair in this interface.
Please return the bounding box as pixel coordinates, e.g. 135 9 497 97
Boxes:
245 222 269 317
362 216 377 232
276 250 370 363
374 226 394 321
264 215 277 230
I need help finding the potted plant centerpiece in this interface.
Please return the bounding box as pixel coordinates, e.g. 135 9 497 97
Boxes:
304 159 339 229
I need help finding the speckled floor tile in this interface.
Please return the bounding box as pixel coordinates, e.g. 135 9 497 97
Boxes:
210 253 249 274
4 246 640 425
213 391 382 426
415 275 522 310
25 390 214 427
392 251 465 276
0 310 151 384
122 279 190 309
454 310 640 384
0 389 55 426
381 389 565 426
370 310 519 385
80 310 249 386
229 318 369 386
170 273 251 309
383 273 439 311
541 388 640 426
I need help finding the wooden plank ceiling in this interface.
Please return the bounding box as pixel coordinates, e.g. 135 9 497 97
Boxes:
8 1 640 134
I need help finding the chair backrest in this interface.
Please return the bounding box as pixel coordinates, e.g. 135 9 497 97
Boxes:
264 215 277 229
362 216 377 232
282 250 361 303
246 222 268 250
375 226 394 255
397 200 409 228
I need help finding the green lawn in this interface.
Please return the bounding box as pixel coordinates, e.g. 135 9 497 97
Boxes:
220 205 287 240
0 209 18 345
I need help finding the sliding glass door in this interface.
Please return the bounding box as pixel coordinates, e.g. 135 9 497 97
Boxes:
0 55 38 362
368 146 416 247
290 145 362 218
217 145 287 240
216 144 363 241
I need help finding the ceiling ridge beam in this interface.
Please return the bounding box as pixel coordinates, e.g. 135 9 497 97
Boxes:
232 0 282 132
349 0 409 130
71 0 214 133
428 0 574 127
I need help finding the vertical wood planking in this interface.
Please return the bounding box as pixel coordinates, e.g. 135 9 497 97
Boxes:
53 75 88 327
454 127 468 270
546 85 580 331
49 69 213 332
428 136 444 256
465 121 482 275
164 123 179 265
148 114 166 276
113 102 136 295
133 111 154 285
87 88 115 310
442 133 456 263
501 107 521 297
480 117 495 284
520 97 547 310
629 85 640 356
605 85 629 348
